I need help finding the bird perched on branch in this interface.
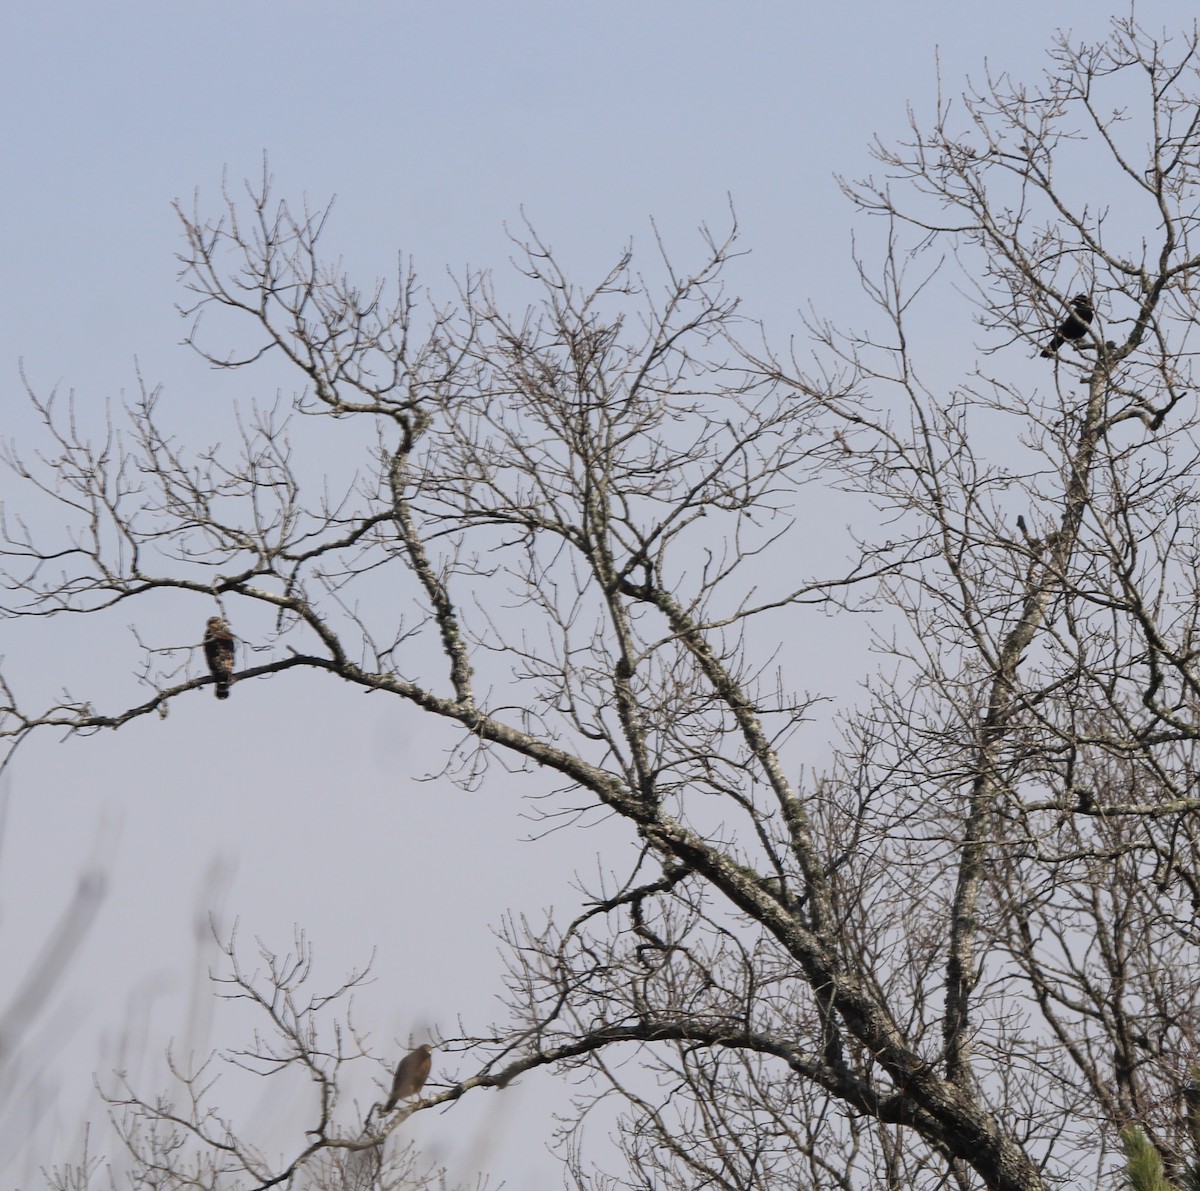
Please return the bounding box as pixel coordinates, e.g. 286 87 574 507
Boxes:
384 1044 433 1111
203 617 236 700
1040 294 1094 357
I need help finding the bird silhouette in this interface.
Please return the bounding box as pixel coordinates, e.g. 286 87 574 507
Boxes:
1040 294 1094 357
384 1044 433 1111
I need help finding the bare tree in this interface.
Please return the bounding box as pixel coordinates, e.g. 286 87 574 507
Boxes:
9 14 1200 1190
44 930 474 1191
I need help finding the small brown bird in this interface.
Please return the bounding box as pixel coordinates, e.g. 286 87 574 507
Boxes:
203 617 236 700
384 1044 433 1111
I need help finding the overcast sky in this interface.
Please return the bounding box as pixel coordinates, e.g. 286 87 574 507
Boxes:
2 3 1195 1187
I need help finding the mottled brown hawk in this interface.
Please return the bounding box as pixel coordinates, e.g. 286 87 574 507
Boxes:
203 616 236 700
384 1044 433 1111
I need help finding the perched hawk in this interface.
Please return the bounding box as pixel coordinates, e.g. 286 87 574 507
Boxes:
384 1044 433 1111
1040 294 1094 357
203 616 236 700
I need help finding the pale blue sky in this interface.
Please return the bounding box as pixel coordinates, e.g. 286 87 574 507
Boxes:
1 3 1193 1187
